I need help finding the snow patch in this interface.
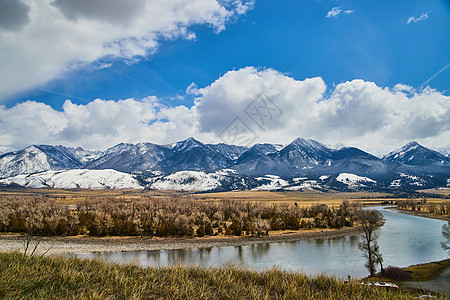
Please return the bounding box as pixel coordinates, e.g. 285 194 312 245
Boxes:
149 171 222 191
336 173 376 189
0 169 142 189
285 180 320 190
252 175 289 190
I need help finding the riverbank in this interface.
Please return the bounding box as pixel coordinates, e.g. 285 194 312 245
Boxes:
389 207 450 222
0 251 429 299
0 226 363 256
370 259 450 297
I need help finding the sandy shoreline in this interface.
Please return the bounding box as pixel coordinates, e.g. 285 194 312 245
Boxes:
0 226 363 256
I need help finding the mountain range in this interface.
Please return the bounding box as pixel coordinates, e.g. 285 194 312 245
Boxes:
0 138 449 192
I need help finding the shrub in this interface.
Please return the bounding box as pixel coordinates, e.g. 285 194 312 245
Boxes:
382 266 411 280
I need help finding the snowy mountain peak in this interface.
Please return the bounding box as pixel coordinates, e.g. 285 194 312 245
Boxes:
292 137 323 148
173 137 204 152
384 141 422 161
384 141 450 166
404 141 420 149
279 138 332 161
288 138 331 153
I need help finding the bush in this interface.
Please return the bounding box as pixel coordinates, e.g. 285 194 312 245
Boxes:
0 196 361 238
382 266 411 280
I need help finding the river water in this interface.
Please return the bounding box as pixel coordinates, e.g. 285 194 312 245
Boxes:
78 207 448 278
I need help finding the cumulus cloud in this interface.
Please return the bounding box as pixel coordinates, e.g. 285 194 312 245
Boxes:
1 67 449 156
407 11 430 24
0 97 201 150
326 7 353 18
0 0 30 31
194 67 450 155
0 0 254 101
52 0 147 25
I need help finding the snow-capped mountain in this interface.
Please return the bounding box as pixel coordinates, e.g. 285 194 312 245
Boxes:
85 142 172 173
153 137 239 173
434 147 450 158
233 138 334 176
208 143 248 161
0 146 15 155
383 141 450 166
0 138 448 191
321 147 395 178
235 143 283 164
0 145 87 178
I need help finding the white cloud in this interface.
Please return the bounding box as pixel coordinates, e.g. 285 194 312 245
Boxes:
194 67 450 155
0 0 254 101
326 7 342 18
407 11 430 24
326 7 353 18
0 67 449 156
393 83 414 93
0 97 202 150
186 82 200 95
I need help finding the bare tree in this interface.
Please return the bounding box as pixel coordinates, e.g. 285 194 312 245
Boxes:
442 221 450 255
357 209 384 277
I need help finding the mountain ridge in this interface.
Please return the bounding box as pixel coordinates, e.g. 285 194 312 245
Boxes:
0 138 448 191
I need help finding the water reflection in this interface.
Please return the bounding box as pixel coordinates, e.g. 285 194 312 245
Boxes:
77 207 448 278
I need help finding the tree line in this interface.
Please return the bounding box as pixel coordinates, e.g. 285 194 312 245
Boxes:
396 200 449 216
0 196 362 237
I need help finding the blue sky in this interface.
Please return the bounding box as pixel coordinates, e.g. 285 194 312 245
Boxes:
0 0 449 154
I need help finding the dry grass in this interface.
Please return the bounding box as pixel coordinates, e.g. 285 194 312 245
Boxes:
403 259 450 281
1 188 445 207
187 190 395 207
0 251 433 299
417 188 450 197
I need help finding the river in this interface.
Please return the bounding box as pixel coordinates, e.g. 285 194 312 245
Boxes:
77 207 448 278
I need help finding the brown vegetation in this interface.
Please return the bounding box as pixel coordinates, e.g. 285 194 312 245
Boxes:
0 195 362 238
0 251 429 299
396 200 450 220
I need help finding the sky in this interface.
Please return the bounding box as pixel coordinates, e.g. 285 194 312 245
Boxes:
0 0 449 156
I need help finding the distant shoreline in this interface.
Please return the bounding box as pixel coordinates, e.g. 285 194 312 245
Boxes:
0 226 363 256
388 207 450 222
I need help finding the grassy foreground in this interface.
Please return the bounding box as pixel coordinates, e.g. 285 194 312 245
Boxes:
0 252 436 300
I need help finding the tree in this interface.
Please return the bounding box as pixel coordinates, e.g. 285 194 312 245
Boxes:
442 221 450 255
357 209 384 277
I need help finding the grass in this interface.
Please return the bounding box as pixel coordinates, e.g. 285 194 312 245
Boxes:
1 188 446 207
0 251 438 299
403 259 450 281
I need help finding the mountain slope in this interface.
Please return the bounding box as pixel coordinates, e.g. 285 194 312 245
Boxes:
233 138 333 176
153 138 235 173
0 169 142 189
235 143 282 164
85 142 172 173
383 141 450 166
0 145 86 178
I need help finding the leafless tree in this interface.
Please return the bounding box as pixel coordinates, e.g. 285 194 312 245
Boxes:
357 209 384 277
442 221 450 255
